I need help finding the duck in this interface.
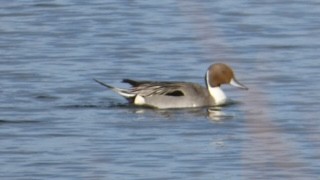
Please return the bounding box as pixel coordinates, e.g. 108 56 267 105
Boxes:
94 63 248 109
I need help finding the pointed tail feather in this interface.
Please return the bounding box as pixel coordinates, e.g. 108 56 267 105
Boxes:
94 79 136 98
94 79 114 89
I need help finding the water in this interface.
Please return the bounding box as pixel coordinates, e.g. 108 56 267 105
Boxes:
1 0 319 179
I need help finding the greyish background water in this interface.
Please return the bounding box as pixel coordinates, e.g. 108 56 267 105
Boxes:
0 0 319 179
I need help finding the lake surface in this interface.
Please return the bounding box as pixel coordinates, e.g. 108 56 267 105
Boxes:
1 0 319 179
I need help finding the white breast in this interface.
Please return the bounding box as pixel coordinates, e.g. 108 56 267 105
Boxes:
208 86 227 105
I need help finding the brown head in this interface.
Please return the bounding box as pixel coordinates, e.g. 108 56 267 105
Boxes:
205 63 248 90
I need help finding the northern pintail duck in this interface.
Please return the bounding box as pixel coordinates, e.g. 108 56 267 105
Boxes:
95 63 248 109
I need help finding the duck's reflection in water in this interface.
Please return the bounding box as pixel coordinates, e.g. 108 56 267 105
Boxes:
207 107 233 121
127 105 234 121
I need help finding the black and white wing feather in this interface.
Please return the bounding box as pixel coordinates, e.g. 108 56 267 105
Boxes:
123 79 185 97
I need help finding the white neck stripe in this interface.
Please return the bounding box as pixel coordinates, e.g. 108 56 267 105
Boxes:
205 70 210 88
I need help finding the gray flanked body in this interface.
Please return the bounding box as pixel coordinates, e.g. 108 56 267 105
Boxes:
126 80 215 109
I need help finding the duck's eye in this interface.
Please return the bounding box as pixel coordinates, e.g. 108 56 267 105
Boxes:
166 90 184 96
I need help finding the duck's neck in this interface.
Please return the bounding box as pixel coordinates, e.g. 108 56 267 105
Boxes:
208 86 227 105
205 70 227 105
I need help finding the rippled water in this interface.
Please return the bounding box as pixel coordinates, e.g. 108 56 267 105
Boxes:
1 0 319 179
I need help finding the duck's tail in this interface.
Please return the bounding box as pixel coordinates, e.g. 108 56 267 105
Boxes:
94 79 136 98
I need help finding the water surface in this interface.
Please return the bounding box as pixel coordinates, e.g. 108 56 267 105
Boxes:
0 0 319 179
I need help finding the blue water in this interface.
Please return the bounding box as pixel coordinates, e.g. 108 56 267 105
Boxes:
1 0 319 179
